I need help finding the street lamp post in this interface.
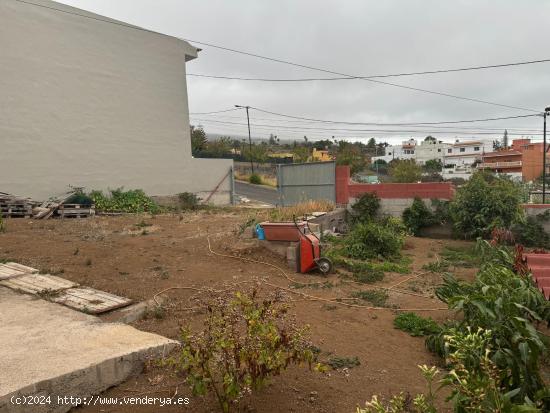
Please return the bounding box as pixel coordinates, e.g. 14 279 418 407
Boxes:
543 107 550 203
235 105 254 174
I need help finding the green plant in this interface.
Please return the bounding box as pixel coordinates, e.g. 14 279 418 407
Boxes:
327 356 360 369
343 222 404 260
89 188 160 214
393 312 441 337
350 193 380 224
402 198 436 236
439 245 480 268
177 192 201 210
449 171 524 239
0 214 4 233
352 290 388 307
421 260 449 273
249 173 262 185
168 291 319 413
427 242 550 405
389 159 422 183
512 213 550 249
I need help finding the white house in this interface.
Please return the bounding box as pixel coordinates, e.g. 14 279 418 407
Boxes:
0 0 233 204
415 138 451 165
442 140 493 180
372 139 417 163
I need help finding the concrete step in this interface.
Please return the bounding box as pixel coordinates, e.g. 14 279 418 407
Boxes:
0 287 177 413
524 254 550 266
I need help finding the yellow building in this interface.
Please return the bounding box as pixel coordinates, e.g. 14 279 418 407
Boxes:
312 148 333 162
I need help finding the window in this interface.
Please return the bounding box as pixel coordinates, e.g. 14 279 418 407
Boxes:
474 147 480 151
438 149 441 152
448 149 452 153
460 148 465 152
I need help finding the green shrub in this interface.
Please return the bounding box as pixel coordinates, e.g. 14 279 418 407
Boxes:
0 214 4 233
343 222 404 260
402 197 436 236
393 312 441 337
352 290 388 307
249 173 262 185
168 291 318 413
327 356 360 369
89 188 160 213
449 171 524 238
350 192 380 223
427 242 550 405
177 192 200 210
512 214 550 249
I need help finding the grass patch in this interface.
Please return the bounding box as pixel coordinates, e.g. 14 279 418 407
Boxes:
393 312 441 337
327 356 360 370
352 290 388 307
422 260 450 273
440 245 480 268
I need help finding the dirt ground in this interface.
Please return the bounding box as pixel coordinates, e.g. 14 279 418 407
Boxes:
0 209 477 413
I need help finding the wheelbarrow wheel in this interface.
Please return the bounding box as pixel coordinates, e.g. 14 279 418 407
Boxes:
316 257 333 275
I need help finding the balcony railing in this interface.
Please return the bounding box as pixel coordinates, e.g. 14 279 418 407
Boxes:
478 161 522 169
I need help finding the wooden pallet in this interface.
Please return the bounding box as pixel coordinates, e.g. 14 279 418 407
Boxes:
0 262 39 280
52 287 132 314
0 274 78 295
57 204 96 219
0 203 33 218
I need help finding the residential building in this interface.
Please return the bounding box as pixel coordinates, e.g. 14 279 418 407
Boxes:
478 139 550 182
371 139 417 163
415 139 451 165
0 0 233 203
312 148 333 162
442 140 493 180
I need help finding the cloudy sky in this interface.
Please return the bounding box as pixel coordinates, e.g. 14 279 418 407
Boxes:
56 0 550 144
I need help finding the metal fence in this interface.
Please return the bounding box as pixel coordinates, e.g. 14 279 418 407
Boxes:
276 161 336 206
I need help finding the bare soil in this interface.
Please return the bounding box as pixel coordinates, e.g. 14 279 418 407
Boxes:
0 210 476 413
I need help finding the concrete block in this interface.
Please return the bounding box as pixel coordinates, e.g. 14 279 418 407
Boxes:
0 288 177 413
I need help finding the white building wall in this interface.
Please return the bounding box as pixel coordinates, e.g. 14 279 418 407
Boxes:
0 0 233 203
415 141 451 165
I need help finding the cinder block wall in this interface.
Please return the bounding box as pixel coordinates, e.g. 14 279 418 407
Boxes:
523 205 550 232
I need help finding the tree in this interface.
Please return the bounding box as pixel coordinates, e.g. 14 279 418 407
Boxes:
389 160 422 183
190 125 207 155
449 170 525 238
205 136 232 158
242 143 268 163
423 159 443 173
424 136 436 143
292 146 310 163
268 134 279 145
335 141 366 174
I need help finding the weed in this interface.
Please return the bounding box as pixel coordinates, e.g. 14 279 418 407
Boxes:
0 214 4 233
36 289 62 301
73 248 79 256
159 270 170 280
150 305 166 319
351 269 384 284
422 260 450 273
135 219 152 229
321 304 338 311
238 217 257 235
177 192 200 210
440 245 480 268
40 267 65 275
84 258 92 266
89 188 160 214
268 200 335 222
352 290 389 307
393 312 441 337
249 173 262 185
327 356 360 370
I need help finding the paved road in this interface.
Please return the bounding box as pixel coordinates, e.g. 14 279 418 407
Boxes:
235 181 279 205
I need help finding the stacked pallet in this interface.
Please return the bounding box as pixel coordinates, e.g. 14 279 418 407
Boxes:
57 203 95 219
0 193 34 218
524 253 550 299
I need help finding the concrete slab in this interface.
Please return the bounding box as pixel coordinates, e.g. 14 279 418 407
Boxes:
0 274 78 295
52 287 132 314
0 287 178 413
0 263 38 280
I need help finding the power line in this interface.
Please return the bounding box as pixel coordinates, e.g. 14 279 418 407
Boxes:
194 112 541 132
188 57 550 81
183 39 541 113
190 117 543 136
248 107 539 126
189 108 240 115
13 0 543 113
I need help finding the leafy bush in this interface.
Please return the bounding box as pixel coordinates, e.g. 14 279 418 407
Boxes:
393 312 441 337
89 188 160 213
350 193 380 224
249 173 262 185
343 222 405 260
389 159 422 183
402 198 436 236
168 291 318 413
177 192 200 210
512 213 550 249
449 171 524 238
428 242 550 404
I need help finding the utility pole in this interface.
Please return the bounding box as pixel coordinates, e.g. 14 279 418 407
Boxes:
235 105 254 174
543 107 550 203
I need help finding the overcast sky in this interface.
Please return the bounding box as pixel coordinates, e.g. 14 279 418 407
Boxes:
56 0 550 144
